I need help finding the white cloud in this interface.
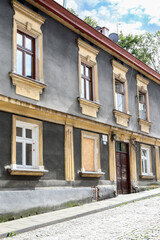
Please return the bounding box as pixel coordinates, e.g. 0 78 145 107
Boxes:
107 0 160 25
54 0 160 34
66 0 78 11
149 17 160 26
54 0 63 5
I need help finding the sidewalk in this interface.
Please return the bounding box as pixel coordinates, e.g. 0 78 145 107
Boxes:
0 188 160 239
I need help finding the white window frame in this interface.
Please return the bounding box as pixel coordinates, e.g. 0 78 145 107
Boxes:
141 146 152 176
115 80 125 112
6 115 47 176
16 121 39 169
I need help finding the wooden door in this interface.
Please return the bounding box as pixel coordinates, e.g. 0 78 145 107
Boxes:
116 142 130 194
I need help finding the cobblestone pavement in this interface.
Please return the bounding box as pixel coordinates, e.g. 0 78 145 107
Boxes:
3 195 160 240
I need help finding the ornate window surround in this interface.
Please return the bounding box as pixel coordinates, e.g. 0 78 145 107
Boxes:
137 74 151 133
77 38 100 118
10 0 46 100
112 60 131 127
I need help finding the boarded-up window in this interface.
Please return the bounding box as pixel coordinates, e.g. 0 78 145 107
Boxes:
81 131 100 172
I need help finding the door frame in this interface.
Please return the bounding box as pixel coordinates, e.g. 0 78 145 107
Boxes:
115 141 131 194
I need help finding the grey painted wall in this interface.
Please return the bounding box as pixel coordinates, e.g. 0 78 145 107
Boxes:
0 111 65 183
0 1 160 139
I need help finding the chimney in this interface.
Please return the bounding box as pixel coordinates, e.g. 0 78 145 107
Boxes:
96 26 109 37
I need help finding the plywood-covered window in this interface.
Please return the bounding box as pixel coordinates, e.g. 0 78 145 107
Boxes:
80 131 104 177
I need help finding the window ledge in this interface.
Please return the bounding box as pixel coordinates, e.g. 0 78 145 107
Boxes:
10 73 47 101
140 174 154 180
79 171 105 178
7 167 48 176
113 109 131 127
138 118 152 133
78 98 101 118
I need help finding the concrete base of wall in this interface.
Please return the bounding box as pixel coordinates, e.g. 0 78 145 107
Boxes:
0 185 116 222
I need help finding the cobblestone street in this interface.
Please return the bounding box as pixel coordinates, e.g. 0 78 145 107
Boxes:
3 195 160 240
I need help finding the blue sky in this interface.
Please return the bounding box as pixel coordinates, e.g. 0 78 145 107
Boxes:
55 0 160 35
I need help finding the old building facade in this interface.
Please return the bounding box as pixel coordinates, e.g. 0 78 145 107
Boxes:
0 0 160 221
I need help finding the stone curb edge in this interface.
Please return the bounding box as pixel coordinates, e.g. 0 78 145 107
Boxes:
0 192 160 239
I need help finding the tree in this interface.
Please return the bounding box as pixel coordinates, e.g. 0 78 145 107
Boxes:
83 16 98 28
67 8 78 17
67 8 98 28
118 31 160 73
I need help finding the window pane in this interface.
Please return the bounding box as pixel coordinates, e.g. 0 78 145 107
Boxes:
81 78 85 98
26 129 32 139
17 33 23 46
86 80 91 100
26 143 32 166
81 64 84 75
139 93 145 104
116 93 123 112
142 149 146 157
139 103 146 120
115 81 124 93
25 54 32 78
25 37 32 51
86 67 90 78
16 127 22 137
116 142 121 151
17 50 23 75
121 143 127 152
16 142 22 165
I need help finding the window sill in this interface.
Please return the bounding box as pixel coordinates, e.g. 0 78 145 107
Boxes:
7 166 48 176
79 171 105 178
138 118 152 133
10 73 47 101
113 109 131 127
78 98 101 118
140 174 154 180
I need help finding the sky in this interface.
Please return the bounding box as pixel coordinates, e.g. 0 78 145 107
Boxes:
54 0 160 35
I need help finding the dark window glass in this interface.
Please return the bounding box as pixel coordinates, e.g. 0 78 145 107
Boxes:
139 92 147 120
16 127 22 137
17 31 35 79
116 142 121 151
121 143 127 152
16 142 22 165
115 80 124 112
26 129 32 139
81 63 92 101
26 143 32 166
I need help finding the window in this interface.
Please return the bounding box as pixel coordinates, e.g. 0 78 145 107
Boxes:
10 0 46 100
137 74 151 133
81 63 93 101
139 92 147 120
115 80 125 112
77 39 100 118
141 145 153 178
112 60 131 127
17 31 35 79
8 115 47 176
16 121 38 168
80 131 104 177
